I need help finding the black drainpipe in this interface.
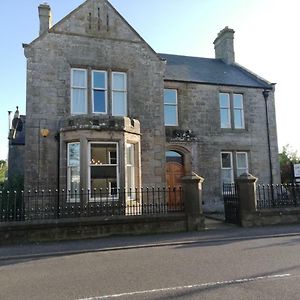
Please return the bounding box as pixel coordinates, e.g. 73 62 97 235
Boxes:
262 89 273 186
55 132 60 218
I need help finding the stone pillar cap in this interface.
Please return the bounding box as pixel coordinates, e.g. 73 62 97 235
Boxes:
236 172 258 182
182 172 204 183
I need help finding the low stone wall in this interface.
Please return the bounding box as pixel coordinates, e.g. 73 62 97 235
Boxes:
0 213 193 245
241 208 300 227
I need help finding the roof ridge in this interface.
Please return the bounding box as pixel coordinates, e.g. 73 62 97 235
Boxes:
159 53 217 61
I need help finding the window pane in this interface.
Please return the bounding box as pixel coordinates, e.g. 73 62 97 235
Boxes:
234 110 244 128
113 73 126 90
91 144 117 165
93 71 106 89
219 93 229 108
91 178 117 191
164 105 177 125
70 167 80 192
127 144 134 164
72 89 86 113
233 94 243 109
220 108 230 128
72 70 86 87
68 143 80 166
112 91 126 116
221 153 232 168
94 90 106 113
127 166 133 187
91 166 117 178
237 153 247 168
164 89 177 104
126 143 135 193
222 169 233 183
166 151 183 164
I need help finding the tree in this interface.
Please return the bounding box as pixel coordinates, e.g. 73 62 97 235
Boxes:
279 145 300 183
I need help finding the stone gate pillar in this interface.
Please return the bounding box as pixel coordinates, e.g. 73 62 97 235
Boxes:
236 173 258 224
182 174 205 231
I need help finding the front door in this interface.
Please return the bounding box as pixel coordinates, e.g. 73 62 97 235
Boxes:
166 151 184 210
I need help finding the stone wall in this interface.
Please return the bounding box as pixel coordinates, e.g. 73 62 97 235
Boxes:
165 80 280 211
24 0 166 190
241 209 300 227
0 214 187 245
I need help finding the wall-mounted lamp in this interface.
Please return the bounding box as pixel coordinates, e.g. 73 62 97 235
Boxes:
40 128 50 138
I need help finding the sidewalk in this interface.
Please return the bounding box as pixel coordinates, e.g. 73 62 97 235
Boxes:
1 217 300 261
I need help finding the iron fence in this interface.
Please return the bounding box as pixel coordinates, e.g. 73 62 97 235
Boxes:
0 187 184 223
257 184 300 209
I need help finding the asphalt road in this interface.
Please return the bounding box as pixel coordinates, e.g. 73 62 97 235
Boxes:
1 233 300 299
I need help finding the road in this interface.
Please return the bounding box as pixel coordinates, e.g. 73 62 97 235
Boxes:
1 233 300 299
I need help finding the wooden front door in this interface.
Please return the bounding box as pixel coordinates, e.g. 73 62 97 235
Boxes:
166 162 184 209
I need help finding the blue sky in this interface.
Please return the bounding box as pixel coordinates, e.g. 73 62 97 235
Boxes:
1 0 300 159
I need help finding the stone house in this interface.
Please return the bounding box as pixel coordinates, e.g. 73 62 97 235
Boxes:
22 0 280 211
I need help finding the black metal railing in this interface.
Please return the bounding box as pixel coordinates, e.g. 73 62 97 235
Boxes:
0 187 184 223
257 184 300 209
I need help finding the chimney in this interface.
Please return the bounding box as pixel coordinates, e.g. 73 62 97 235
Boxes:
38 3 52 35
213 26 235 65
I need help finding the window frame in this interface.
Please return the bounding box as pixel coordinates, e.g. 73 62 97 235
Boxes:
126 143 136 199
112 72 127 116
164 88 178 126
71 68 128 116
71 68 88 115
219 93 231 129
92 70 108 114
67 142 81 202
88 141 119 200
221 151 249 185
219 92 245 129
233 94 245 129
236 151 248 177
221 151 234 184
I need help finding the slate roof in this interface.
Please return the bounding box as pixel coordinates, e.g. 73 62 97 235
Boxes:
159 53 273 89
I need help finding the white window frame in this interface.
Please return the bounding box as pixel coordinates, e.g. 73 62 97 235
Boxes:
71 68 87 115
221 151 234 184
164 89 178 126
233 94 245 129
236 152 248 176
126 143 136 200
112 72 127 116
88 142 119 200
92 70 108 114
67 142 80 202
219 93 231 129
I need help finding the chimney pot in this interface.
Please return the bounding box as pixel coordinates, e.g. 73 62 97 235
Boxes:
38 3 52 35
213 26 235 64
